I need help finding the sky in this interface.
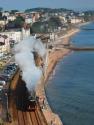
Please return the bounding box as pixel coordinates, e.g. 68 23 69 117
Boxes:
0 0 94 11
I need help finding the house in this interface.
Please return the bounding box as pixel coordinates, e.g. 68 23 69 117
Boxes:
70 17 83 24
30 12 41 22
0 20 5 26
7 15 16 21
0 15 8 27
25 17 33 24
0 30 23 43
0 20 8 26
67 15 84 24
0 25 30 43
59 16 67 23
2 12 10 17
0 35 10 54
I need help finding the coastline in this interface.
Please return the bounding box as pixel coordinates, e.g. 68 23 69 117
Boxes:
36 27 80 125
77 21 91 27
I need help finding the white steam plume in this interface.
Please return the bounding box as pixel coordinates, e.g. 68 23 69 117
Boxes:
14 36 46 92
14 37 46 57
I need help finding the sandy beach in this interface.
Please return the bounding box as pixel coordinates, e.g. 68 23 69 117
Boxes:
44 28 79 82
36 28 80 125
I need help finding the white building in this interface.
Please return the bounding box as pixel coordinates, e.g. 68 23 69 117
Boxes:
0 31 23 43
0 28 30 43
0 35 10 54
0 29 30 56
2 12 10 17
70 17 83 24
0 20 8 26
7 15 16 21
25 17 33 24
59 16 67 23
30 12 40 22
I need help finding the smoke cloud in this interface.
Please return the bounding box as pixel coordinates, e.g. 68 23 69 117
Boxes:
14 36 46 92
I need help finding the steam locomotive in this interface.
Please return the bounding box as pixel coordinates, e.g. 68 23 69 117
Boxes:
0 63 38 122
14 74 37 111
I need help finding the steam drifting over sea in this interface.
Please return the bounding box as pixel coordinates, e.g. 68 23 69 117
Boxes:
14 36 46 92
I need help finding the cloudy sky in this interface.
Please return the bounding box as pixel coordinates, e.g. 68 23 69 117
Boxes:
0 0 94 11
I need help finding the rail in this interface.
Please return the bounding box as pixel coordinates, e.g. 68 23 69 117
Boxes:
0 71 48 125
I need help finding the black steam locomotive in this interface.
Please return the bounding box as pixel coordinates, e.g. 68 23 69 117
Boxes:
0 64 37 122
14 74 37 111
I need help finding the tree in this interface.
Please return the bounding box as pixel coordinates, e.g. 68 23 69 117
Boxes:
10 10 19 14
31 21 45 33
49 16 62 27
30 16 62 33
14 16 25 28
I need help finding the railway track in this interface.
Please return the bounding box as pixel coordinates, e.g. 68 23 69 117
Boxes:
0 71 48 125
4 100 47 125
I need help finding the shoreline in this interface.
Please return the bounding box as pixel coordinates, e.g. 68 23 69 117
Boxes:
36 27 81 125
44 28 80 83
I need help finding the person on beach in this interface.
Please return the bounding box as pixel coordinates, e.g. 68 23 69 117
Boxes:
51 120 56 125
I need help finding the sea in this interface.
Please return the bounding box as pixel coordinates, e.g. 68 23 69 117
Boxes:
45 22 94 125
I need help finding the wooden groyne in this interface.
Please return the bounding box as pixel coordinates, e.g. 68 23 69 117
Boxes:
64 45 94 51
52 43 94 51
81 28 94 31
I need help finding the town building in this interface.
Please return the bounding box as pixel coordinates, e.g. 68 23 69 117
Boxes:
0 35 10 55
2 12 10 17
70 18 83 24
7 15 16 21
25 17 33 24
59 16 67 23
0 20 8 26
30 12 41 22
0 30 23 43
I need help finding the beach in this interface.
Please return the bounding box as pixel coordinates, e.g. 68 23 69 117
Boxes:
45 28 79 81
36 28 80 125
